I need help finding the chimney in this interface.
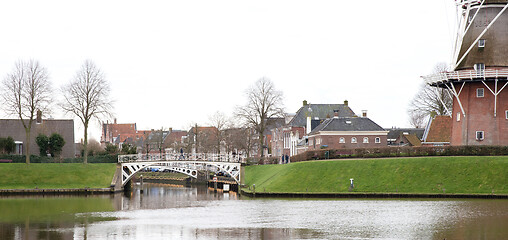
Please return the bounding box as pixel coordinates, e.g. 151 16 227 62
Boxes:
303 100 308 106
114 118 117 124
362 110 367 117
344 100 348 106
36 110 42 124
333 109 339 118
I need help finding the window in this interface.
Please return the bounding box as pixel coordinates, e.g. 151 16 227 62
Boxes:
476 131 484 141
351 137 357 143
474 63 485 76
316 138 321 145
477 88 484 98
457 112 461 122
363 137 369 143
506 110 508 120
375 137 381 143
339 137 345 143
478 39 486 48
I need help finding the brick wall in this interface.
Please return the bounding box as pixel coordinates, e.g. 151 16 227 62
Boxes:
451 81 508 145
308 134 387 150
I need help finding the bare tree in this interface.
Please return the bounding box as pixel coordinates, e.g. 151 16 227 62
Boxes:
408 63 453 126
144 127 167 157
60 60 113 164
408 110 427 129
1 60 52 164
236 77 284 157
208 111 228 155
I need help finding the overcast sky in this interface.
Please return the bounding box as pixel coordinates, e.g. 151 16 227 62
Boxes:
0 0 457 142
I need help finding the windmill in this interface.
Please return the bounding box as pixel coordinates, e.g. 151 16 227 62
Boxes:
423 0 508 145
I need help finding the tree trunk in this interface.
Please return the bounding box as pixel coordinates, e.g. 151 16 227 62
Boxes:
25 128 31 164
83 122 88 164
259 132 264 157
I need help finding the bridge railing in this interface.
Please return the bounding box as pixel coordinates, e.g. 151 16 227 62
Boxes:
118 153 246 163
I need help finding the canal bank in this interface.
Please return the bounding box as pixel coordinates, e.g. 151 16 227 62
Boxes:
240 190 508 199
0 163 117 194
243 156 508 197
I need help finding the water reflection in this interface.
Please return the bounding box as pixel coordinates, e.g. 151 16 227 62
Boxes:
0 196 116 240
1 184 508 239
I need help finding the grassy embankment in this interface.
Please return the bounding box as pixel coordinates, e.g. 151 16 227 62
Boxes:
0 163 117 189
244 156 508 194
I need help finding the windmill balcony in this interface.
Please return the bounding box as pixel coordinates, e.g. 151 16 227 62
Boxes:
423 68 508 86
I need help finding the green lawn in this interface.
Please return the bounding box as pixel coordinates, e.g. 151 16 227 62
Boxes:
244 156 508 194
0 163 117 189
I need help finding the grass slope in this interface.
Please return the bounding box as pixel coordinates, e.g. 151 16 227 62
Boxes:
244 156 508 194
0 163 117 189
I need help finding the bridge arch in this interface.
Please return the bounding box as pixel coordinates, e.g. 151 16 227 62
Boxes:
119 161 241 187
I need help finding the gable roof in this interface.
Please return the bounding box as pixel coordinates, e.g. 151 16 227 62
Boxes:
264 117 286 135
403 134 422 147
309 117 385 135
423 115 452 143
386 128 425 140
289 103 356 127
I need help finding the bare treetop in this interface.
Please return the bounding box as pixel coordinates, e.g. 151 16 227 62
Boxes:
408 62 452 127
1 60 52 164
1 60 52 121
61 60 113 124
237 77 284 130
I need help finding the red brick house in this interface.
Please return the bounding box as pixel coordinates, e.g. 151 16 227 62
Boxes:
307 110 388 150
271 100 355 157
100 119 151 147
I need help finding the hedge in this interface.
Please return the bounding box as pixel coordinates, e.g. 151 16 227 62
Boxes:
0 154 118 163
289 145 508 163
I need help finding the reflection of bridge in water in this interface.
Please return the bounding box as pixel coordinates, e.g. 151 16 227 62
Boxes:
116 153 242 189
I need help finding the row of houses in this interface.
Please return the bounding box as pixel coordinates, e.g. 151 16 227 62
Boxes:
0 101 452 159
269 100 451 157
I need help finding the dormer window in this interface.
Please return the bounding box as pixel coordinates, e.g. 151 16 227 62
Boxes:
478 39 485 48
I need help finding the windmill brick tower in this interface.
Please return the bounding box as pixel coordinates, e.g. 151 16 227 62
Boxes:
424 0 508 145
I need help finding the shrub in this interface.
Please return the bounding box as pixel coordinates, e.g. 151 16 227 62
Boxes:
290 145 508 163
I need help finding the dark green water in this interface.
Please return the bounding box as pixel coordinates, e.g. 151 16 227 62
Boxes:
1 184 508 239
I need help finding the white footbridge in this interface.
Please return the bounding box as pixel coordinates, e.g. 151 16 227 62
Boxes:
118 153 242 187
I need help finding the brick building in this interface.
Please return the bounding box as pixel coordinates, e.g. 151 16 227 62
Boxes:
423 0 508 146
0 117 75 158
271 100 355 157
307 110 388 150
100 119 151 147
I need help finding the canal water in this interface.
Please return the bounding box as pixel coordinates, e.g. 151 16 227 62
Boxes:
1 183 508 240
